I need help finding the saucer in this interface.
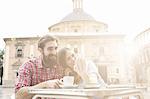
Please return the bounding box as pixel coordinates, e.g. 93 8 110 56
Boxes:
60 84 78 89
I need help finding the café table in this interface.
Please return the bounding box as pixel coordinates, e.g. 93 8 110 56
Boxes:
29 86 144 99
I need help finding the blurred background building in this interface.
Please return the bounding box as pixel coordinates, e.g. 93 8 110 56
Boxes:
132 28 150 87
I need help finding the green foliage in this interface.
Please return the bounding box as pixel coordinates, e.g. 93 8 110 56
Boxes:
0 50 4 60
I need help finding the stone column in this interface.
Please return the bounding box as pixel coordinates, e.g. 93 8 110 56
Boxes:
30 45 34 58
147 67 150 91
73 0 83 10
3 45 10 86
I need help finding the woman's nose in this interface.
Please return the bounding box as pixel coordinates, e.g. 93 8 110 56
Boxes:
72 57 76 61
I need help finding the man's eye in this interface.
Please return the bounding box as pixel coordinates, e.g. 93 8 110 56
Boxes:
48 47 58 50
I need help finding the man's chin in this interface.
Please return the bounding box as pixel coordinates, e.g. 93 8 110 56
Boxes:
47 60 57 67
44 63 56 68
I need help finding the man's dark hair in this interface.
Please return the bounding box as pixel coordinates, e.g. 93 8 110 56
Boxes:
38 35 58 49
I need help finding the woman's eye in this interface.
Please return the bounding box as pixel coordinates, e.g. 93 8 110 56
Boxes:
72 54 74 57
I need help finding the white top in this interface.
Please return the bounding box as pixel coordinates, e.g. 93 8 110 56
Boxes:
74 57 106 87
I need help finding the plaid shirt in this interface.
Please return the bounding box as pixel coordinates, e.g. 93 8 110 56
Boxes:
15 57 64 93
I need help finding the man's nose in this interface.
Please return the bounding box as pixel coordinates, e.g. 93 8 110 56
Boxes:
49 50 57 55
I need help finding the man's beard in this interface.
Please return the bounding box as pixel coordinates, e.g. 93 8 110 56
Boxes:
42 53 57 68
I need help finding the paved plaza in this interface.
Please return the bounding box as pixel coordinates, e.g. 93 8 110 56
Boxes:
0 86 150 99
0 86 14 99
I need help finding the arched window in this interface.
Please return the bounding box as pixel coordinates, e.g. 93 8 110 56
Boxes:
16 46 23 57
15 42 24 58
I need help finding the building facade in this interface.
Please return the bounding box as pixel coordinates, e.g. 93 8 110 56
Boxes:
132 28 150 87
3 0 127 86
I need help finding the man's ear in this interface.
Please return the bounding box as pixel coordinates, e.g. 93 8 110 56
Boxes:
38 48 43 53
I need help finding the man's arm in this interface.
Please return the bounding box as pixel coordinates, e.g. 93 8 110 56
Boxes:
16 79 62 99
16 86 33 99
15 81 48 99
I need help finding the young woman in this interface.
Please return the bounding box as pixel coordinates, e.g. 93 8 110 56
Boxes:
57 47 106 87
57 47 82 84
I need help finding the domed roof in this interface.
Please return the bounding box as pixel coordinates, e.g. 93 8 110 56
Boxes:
61 9 95 22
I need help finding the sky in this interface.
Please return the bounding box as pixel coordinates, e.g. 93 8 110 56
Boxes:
0 0 150 49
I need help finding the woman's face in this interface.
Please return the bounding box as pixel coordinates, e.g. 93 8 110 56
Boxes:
65 50 76 68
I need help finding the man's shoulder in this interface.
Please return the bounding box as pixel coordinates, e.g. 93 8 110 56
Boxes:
20 57 40 69
28 57 39 64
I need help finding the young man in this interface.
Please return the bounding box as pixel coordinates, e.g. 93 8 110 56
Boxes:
15 35 64 99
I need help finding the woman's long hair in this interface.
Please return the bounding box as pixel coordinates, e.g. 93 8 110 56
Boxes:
57 47 82 84
57 47 69 68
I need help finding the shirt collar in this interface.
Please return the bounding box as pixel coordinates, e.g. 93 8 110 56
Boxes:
36 56 43 68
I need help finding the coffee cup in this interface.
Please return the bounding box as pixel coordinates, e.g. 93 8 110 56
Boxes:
63 76 74 86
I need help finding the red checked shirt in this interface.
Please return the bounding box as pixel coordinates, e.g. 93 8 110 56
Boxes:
15 57 64 93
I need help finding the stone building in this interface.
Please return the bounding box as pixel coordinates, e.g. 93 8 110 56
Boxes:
3 0 127 86
132 28 150 87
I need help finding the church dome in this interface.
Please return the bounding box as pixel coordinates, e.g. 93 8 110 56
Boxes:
48 0 108 32
61 9 95 22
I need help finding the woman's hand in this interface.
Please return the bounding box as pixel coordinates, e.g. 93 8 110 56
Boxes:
64 67 73 75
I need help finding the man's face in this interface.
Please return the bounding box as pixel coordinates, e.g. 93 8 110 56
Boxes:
42 41 58 67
